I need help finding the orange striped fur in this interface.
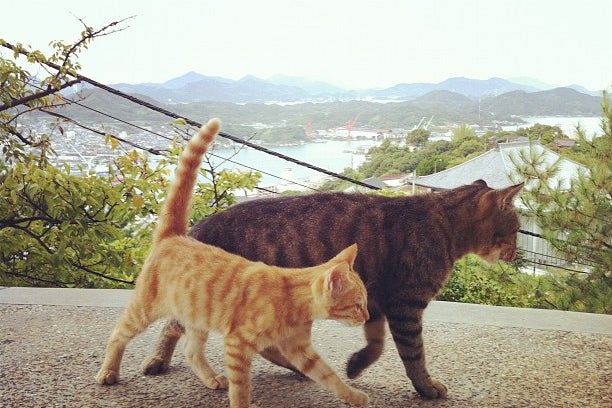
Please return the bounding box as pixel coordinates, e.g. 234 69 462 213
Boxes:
95 118 370 407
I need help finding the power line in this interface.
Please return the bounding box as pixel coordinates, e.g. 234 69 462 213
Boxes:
78 84 380 189
3 41 604 274
25 78 323 191
34 86 609 273
57 88 322 191
3 40 378 190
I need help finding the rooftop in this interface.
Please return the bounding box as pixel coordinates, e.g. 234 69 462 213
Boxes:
416 140 587 190
1 287 610 407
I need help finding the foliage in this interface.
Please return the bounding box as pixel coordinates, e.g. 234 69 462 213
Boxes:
514 123 567 146
0 24 259 288
358 123 485 178
358 139 418 177
450 124 477 147
415 155 447 176
509 89 611 313
406 128 430 148
439 255 610 314
318 167 365 191
438 256 540 308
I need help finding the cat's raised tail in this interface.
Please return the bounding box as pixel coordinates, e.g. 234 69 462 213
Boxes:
153 118 220 243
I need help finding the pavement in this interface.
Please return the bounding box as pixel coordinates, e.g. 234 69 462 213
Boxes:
0 286 610 408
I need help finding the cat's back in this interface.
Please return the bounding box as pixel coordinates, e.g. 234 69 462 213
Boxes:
192 192 413 233
145 236 291 332
189 192 434 269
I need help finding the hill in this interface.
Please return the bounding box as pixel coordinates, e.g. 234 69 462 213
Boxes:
110 73 601 105
44 85 602 133
480 87 602 117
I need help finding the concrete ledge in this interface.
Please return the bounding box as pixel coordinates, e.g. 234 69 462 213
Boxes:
1 286 610 335
0 286 133 308
1 286 610 407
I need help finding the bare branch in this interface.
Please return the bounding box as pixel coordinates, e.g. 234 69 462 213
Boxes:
55 16 135 75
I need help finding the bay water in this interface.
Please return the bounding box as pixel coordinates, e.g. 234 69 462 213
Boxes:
210 116 602 189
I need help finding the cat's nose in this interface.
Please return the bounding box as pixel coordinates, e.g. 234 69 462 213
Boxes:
363 309 370 322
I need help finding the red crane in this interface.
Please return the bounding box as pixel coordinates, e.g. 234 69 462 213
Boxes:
346 115 359 139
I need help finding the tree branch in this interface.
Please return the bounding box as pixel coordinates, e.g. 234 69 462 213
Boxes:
67 258 135 285
0 79 81 113
0 217 59 229
6 223 135 286
3 269 68 287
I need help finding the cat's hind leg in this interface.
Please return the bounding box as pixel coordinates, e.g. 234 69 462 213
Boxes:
259 346 301 374
96 300 153 385
141 319 184 375
184 327 228 390
387 306 447 398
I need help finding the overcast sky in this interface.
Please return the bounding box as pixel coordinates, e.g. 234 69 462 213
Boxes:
2 0 610 91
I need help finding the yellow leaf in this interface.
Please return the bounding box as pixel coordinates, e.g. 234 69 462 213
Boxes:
132 195 144 208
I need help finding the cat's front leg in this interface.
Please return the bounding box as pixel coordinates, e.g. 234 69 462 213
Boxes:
386 309 447 399
279 341 369 406
224 335 256 408
184 328 228 390
97 303 151 385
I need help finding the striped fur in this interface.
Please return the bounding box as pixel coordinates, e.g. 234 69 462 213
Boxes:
95 119 370 408
143 179 523 399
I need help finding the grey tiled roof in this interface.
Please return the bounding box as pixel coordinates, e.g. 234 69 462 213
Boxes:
416 141 587 190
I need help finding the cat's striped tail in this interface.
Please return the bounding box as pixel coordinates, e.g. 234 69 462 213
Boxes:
153 118 220 243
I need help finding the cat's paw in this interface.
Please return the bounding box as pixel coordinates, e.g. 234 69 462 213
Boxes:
203 374 228 390
340 387 369 406
414 379 447 399
346 351 367 379
95 369 119 385
141 355 169 375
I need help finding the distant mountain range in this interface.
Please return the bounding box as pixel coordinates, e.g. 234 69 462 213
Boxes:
57 84 602 134
108 72 603 104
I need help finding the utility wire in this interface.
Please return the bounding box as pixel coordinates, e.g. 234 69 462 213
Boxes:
21 77 323 191
3 41 378 190
86 82 380 190
56 88 321 191
3 41 602 273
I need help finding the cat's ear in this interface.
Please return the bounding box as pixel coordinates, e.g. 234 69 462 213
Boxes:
497 182 524 210
333 244 358 268
325 262 350 297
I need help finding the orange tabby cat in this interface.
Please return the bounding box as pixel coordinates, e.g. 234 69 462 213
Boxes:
95 118 370 408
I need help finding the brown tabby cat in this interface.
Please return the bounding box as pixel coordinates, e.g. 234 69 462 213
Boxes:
95 118 370 408
142 176 523 399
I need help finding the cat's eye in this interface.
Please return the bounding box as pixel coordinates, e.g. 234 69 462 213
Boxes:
355 303 362 311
